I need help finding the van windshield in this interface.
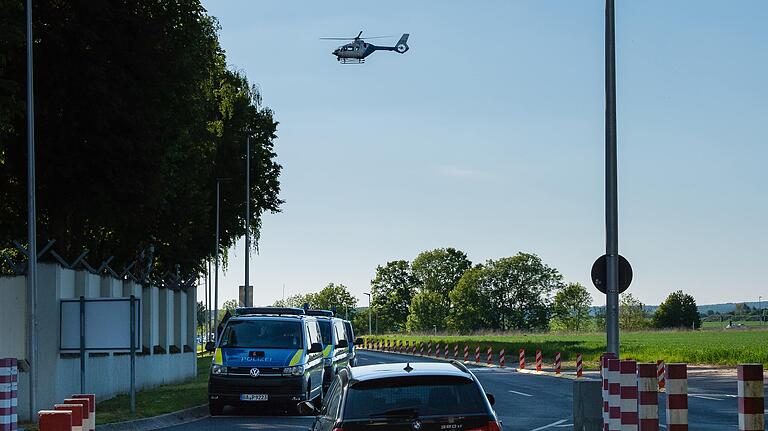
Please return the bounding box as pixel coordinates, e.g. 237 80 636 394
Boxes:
317 320 332 346
220 320 303 349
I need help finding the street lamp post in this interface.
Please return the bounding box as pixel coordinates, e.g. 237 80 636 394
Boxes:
244 136 251 307
213 177 230 337
364 292 372 335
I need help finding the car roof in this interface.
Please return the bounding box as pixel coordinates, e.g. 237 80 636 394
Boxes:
230 314 312 322
347 362 473 382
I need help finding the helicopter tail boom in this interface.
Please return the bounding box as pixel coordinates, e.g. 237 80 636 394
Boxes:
394 33 409 53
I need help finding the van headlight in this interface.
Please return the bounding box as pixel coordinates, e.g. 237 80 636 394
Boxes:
283 365 305 376
211 364 227 375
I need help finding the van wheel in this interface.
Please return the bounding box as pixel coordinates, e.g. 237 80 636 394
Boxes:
209 401 224 416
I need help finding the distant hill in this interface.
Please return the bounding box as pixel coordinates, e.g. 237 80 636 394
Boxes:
590 301 765 316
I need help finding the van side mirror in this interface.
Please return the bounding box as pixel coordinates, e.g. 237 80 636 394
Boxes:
354 337 364 346
486 393 496 406
297 400 318 416
308 342 323 353
205 341 216 352
336 339 348 348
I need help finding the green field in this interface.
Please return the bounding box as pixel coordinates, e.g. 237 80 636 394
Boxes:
365 329 768 369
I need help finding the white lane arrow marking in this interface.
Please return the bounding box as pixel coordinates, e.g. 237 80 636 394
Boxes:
508 390 533 397
529 419 567 430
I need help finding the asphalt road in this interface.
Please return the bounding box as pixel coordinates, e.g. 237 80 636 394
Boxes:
168 350 758 431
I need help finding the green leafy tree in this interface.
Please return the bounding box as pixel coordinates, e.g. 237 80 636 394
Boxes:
308 283 358 317
653 291 701 329
551 283 592 331
447 266 493 332
484 253 562 331
411 248 472 300
0 1 282 279
273 294 312 308
406 290 449 333
619 293 649 330
370 260 418 333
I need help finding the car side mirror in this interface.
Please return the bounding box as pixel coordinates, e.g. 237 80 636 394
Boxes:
297 400 317 416
336 339 348 348
486 393 496 406
308 342 323 353
204 341 215 352
354 337 364 346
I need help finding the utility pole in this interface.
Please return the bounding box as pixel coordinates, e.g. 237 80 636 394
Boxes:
244 135 251 307
25 0 39 418
364 292 372 335
604 0 620 356
213 178 229 336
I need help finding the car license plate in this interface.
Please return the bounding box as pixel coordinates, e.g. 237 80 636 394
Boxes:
240 394 268 401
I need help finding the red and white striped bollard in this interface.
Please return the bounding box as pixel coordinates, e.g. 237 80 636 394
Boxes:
664 363 688 431
499 349 505 368
656 360 665 391
475 346 481 363
38 411 71 431
737 364 764 431
601 352 617 431
637 363 659 431
519 349 525 369
607 358 621 431
620 360 638 431
536 349 542 372
464 345 469 362
454 344 458 359
487 347 493 365
554 352 561 374
576 353 583 378
1 358 17 431
54 404 84 431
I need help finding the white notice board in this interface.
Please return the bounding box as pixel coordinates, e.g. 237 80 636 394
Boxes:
60 298 141 351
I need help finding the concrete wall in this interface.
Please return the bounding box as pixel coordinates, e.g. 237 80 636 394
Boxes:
0 263 197 421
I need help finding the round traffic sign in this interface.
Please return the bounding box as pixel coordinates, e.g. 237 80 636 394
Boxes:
591 254 632 294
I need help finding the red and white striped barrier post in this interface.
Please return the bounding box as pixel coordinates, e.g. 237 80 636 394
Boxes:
38 411 71 431
71 395 95 431
536 349 543 372
486 346 493 365
601 352 617 431
463 345 469 362
63 398 91 431
427 342 433 357
454 344 459 359
737 364 764 431
576 353 583 378
664 363 688 431
54 404 83 431
554 352 561 374
620 360 638 431
436 343 441 358
519 349 525 369
499 349 506 368
475 346 481 363
607 358 622 431
1 358 18 431
637 363 659 431
656 360 665 391
444 344 449 360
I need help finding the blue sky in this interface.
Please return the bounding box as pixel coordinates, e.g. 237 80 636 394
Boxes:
200 0 767 309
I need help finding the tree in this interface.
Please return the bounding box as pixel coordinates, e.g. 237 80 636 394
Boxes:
551 283 592 331
411 248 472 300
406 290 449 333
308 283 358 317
447 266 493 332
653 291 701 329
0 1 282 280
273 294 312 308
619 293 649 330
484 253 562 331
370 260 417 333
218 298 239 322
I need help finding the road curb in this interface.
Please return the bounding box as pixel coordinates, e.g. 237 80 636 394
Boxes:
96 404 209 431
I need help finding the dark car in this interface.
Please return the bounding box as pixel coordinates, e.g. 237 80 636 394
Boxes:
299 361 502 431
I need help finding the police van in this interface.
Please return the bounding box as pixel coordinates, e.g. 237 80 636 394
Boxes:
206 307 325 415
305 310 354 392
343 319 363 367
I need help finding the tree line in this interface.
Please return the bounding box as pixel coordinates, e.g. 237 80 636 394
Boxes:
256 248 703 335
0 1 282 279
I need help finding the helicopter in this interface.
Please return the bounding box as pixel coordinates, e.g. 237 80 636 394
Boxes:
321 31 409 64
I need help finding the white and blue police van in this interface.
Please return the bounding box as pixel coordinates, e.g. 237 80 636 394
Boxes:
206 307 325 415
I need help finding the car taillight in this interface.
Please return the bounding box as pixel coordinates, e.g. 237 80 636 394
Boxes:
467 421 502 431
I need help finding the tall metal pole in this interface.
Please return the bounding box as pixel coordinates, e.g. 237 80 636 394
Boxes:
203 262 208 339
605 0 620 356
207 259 212 338
25 0 39 418
364 293 372 335
244 136 251 306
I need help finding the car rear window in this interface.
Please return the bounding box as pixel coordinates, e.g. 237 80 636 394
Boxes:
344 375 486 418
219 320 303 349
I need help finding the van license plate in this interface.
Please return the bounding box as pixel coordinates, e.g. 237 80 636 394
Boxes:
240 394 268 401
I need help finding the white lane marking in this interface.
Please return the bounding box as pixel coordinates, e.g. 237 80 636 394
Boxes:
508 390 533 397
529 419 567 430
691 395 724 401
555 424 573 428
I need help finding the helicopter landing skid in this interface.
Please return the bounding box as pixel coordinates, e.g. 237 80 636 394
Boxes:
338 58 364 64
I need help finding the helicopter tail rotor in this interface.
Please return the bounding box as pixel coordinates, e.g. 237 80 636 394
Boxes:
395 33 410 53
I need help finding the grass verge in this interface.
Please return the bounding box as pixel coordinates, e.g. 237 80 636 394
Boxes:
365 329 768 369
95 354 211 425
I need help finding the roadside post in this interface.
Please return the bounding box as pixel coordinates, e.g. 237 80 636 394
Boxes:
637 364 659 431
737 364 764 431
